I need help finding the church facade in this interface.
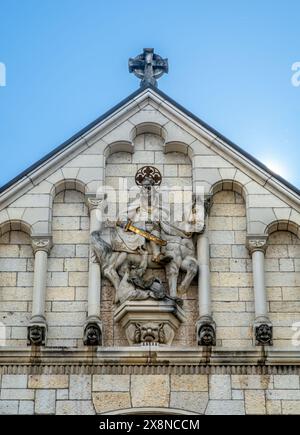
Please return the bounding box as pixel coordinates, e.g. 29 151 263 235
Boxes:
0 49 300 415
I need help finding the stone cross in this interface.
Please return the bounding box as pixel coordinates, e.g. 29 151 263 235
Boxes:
129 48 168 88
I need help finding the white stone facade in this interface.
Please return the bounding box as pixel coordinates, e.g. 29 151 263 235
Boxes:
0 87 300 414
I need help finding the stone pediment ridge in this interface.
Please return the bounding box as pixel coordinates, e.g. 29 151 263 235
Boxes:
0 85 299 211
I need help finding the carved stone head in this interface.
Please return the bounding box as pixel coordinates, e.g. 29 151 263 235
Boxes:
84 323 102 346
198 324 216 347
128 322 173 345
255 323 273 346
137 323 162 343
141 175 155 192
28 325 46 346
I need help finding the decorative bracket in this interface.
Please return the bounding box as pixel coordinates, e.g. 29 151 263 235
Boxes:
83 317 103 346
27 316 47 346
196 316 216 347
254 317 273 346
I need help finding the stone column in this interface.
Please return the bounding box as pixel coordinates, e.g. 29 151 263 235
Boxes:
247 236 273 346
83 195 105 346
28 237 52 346
196 196 216 346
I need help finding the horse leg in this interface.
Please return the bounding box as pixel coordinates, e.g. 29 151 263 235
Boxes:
178 256 198 294
137 248 148 276
103 253 127 303
165 261 180 298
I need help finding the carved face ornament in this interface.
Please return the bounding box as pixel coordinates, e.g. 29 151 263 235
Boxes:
85 324 101 346
28 326 44 345
256 324 272 345
199 325 215 346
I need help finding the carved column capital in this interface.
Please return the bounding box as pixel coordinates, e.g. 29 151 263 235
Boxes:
246 236 268 254
31 237 52 254
85 194 106 212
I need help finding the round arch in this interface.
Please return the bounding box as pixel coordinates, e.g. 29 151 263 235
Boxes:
265 220 300 239
130 122 167 143
209 179 247 200
0 219 32 238
50 178 87 201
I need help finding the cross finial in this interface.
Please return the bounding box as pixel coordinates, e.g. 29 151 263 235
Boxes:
129 48 168 88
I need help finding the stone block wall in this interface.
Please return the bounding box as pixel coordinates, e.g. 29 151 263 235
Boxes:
1 373 300 415
47 189 89 347
105 134 192 190
209 190 253 348
266 231 300 348
1 188 300 349
0 231 33 347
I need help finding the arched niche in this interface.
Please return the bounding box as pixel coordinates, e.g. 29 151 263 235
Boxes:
265 220 300 239
0 220 34 347
208 179 252 348
210 179 247 202
0 219 32 238
130 122 167 143
50 178 87 202
264 219 300 349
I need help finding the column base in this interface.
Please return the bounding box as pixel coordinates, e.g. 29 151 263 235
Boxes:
196 316 216 347
83 317 103 346
254 317 273 346
27 316 47 346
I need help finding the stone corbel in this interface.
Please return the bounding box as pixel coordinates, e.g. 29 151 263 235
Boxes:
196 316 216 347
28 236 52 346
247 236 273 346
83 317 102 346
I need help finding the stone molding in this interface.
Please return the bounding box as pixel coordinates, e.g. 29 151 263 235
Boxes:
1 348 300 375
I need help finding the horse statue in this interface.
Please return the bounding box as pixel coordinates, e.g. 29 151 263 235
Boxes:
91 203 203 304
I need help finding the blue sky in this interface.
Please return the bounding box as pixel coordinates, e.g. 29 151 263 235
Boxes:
0 0 300 189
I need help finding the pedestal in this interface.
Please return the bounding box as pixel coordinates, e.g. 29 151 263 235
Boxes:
114 299 186 346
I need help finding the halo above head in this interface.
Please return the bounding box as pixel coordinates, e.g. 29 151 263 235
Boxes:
135 166 162 187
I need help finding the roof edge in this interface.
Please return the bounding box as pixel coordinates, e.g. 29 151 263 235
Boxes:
0 84 299 200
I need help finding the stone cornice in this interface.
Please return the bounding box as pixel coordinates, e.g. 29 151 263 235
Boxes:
1 348 300 373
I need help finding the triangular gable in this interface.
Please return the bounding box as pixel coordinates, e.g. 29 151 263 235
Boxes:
0 85 299 209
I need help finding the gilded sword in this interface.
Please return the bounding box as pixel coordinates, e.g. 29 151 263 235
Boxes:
116 219 167 247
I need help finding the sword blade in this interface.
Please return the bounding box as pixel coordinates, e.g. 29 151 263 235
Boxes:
117 220 167 246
